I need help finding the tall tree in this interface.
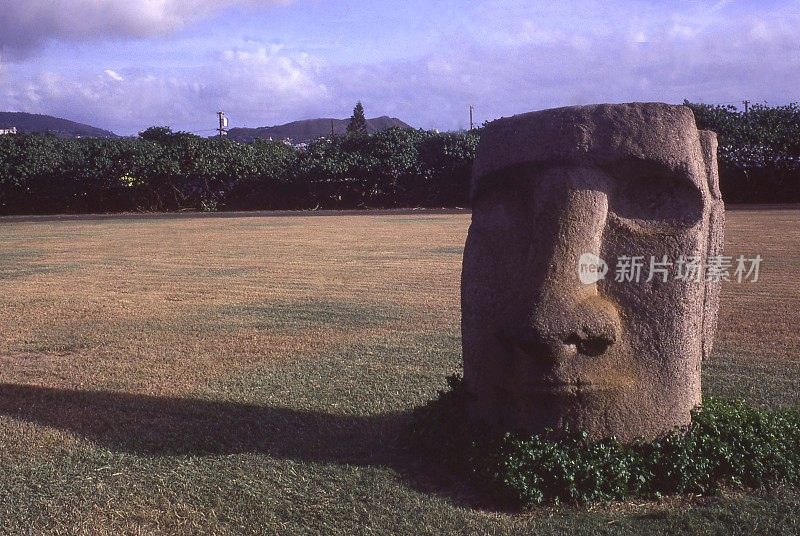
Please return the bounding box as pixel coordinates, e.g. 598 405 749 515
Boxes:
347 101 367 134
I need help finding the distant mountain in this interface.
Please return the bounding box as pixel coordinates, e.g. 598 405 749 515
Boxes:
227 116 412 144
0 112 118 138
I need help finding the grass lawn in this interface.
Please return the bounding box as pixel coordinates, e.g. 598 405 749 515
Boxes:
0 208 798 535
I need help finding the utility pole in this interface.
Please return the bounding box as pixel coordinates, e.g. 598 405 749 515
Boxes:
217 111 229 138
742 100 750 113
469 105 475 130
331 119 335 138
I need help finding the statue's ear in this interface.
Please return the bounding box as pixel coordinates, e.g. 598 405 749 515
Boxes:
699 130 722 201
699 130 725 361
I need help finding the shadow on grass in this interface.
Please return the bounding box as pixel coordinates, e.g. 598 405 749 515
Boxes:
0 384 476 505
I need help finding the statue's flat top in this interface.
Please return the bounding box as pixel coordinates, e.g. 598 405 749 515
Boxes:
472 102 708 189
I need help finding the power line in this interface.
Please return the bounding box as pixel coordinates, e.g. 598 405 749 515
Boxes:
217 111 229 138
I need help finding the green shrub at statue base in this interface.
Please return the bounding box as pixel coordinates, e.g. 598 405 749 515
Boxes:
409 376 800 507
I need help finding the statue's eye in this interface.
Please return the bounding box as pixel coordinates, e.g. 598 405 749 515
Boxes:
608 168 703 233
471 177 531 234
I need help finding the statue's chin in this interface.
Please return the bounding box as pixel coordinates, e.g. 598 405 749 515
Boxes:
467 379 644 437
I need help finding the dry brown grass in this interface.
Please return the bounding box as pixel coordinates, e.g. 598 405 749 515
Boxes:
707 207 800 406
0 212 467 396
717 207 800 358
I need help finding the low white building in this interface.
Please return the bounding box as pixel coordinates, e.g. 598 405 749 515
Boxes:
0 127 17 135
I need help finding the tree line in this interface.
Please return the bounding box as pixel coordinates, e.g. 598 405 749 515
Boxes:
0 102 798 215
685 101 800 203
0 126 478 214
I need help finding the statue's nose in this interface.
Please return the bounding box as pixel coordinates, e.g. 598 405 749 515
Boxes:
516 169 621 361
519 295 621 361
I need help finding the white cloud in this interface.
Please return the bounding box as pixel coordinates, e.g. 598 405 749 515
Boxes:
517 21 560 45
425 58 453 75
669 24 698 40
104 70 124 82
748 19 772 42
320 8 800 131
0 43 330 134
206 45 330 120
0 0 292 57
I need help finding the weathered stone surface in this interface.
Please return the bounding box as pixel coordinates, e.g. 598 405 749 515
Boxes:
461 103 725 441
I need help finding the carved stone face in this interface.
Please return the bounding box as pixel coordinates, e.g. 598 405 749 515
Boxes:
461 104 725 441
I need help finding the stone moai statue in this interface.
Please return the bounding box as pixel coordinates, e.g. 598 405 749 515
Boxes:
461 103 725 441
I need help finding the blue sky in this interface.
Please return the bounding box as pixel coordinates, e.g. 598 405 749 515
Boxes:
1 0 799 135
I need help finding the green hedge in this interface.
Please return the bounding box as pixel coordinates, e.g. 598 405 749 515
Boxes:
410 376 800 507
0 128 478 215
685 101 800 202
